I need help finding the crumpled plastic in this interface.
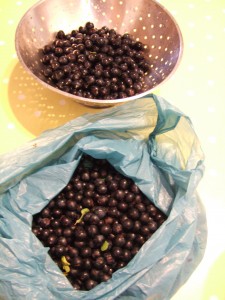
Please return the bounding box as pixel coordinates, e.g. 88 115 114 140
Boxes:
0 94 207 300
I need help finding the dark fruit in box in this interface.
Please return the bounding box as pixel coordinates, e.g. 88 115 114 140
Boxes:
32 153 167 291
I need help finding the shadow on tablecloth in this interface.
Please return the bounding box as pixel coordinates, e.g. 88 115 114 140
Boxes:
7 61 100 136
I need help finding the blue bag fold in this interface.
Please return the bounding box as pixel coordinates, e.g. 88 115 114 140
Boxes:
0 94 207 300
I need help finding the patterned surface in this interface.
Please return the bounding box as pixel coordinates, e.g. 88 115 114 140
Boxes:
0 1 225 299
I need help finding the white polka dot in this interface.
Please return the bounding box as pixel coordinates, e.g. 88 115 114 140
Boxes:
8 19 14 25
189 42 195 48
188 3 195 8
187 65 195 72
209 295 219 300
205 15 212 21
206 34 213 40
207 106 216 113
34 111 41 117
2 78 9 84
59 99 66 105
0 40 6 46
18 94 26 100
207 135 217 144
188 21 195 28
7 123 15 130
187 90 195 96
208 169 218 177
207 55 215 62
207 79 215 86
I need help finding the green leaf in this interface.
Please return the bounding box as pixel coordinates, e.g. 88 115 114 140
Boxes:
61 256 70 266
101 240 109 251
74 208 90 225
63 265 70 273
81 208 90 215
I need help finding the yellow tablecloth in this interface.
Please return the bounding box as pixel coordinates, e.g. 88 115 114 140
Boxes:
0 1 225 299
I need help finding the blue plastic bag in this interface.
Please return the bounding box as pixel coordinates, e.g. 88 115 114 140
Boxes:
0 94 207 300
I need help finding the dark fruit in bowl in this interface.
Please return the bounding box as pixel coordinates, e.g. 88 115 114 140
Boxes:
40 22 151 101
32 153 167 291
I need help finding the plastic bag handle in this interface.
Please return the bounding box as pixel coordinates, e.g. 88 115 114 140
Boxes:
146 94 204 190
145 94 185 137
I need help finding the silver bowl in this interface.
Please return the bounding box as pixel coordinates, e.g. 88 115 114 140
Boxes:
15 0 183 108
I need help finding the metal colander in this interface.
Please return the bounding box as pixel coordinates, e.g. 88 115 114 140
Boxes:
15 0 183 107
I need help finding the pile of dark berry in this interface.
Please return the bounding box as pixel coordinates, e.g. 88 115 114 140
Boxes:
32 154 167 291
40 22 150 100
